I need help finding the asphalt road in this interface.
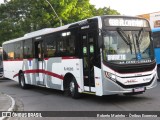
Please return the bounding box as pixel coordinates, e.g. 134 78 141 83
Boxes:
0 78 160 120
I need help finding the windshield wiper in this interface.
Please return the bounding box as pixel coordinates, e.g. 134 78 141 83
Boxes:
136 34 140 53
137 28 144 44
116 28 132 54
135 28 144 53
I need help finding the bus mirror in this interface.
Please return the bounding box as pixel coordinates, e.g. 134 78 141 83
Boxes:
98 36 103 48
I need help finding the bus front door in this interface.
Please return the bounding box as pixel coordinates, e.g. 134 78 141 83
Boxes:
34 40 45 86
82 33 95 92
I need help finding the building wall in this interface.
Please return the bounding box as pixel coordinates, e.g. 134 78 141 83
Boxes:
138 11 160 29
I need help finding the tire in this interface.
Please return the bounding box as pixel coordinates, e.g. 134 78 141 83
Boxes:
69 78 80 99
157 66 160 81
19 73 28 89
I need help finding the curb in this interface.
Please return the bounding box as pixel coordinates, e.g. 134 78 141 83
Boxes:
6 94 16 111
0 93 16 120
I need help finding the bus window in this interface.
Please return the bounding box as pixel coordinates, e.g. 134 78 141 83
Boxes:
56 31 75 56
7 44 14 60
3 45 8 60
24 39 33 59
14 41 23 59
45 35 56 57
153 32 160 48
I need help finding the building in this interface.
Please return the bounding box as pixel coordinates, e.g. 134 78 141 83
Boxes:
138 11 160 29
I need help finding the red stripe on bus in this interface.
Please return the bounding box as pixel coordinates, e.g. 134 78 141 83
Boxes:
13 73 19 78
44 57 77 60
4 59 23 62
62 57 77 59
44 70 64 80
4 57 77 62
4 58 33 62
13 69 64 80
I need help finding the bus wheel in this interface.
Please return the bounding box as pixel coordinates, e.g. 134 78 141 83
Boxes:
69 78 80 99
157 66 160 81
19 73 28 89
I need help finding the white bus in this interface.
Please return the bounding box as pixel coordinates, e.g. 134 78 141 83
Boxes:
2 15 157 98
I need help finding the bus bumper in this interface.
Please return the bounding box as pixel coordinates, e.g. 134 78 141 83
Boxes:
102 74 157 96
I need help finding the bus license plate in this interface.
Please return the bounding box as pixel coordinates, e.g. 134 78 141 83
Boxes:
134 87 145 92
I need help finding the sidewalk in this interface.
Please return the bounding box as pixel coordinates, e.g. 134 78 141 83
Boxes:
0 92 15 120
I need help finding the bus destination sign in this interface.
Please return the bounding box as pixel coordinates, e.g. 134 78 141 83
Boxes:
104 18 149 27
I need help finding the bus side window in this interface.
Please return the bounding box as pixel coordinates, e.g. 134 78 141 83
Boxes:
7 44 14 60
153 32 160 48
24 39 33 58
14 41 23 59
45 35 56 58
56 31 75 56
3 45 8 60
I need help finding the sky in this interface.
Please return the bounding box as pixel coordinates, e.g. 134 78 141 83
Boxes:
0 0 4 4
0 0 159 16
90 0 160 16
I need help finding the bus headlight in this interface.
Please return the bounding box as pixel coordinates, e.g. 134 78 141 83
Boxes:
105 71 116 81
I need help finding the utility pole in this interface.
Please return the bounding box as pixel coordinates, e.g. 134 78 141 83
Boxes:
44 0 62 26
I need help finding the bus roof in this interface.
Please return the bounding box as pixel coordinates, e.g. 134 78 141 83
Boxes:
3 15 148 45
2 25 70 45
2 16 97 45
152 28 160 32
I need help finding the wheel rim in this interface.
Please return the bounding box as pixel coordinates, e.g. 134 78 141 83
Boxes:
70 81 75 94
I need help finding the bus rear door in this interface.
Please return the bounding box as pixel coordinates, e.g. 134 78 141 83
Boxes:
34 39 45 86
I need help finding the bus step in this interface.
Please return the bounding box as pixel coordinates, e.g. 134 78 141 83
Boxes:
82 91 95 95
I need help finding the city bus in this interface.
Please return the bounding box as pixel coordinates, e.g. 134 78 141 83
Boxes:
2 15 157 98
152 28 160 79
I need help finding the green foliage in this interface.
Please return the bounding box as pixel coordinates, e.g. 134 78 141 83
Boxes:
0 0 120 45
91 6 120 16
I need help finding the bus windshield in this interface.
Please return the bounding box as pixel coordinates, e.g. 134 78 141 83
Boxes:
103 29 154 64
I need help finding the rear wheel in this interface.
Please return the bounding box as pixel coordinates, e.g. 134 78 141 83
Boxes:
19 73 28 89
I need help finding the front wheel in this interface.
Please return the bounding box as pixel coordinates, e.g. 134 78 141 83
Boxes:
157 66 160 81
19 73 28 89
69 78 80 99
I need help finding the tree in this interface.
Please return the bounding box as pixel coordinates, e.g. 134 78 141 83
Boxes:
0 0 120 45
90 5 120 16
